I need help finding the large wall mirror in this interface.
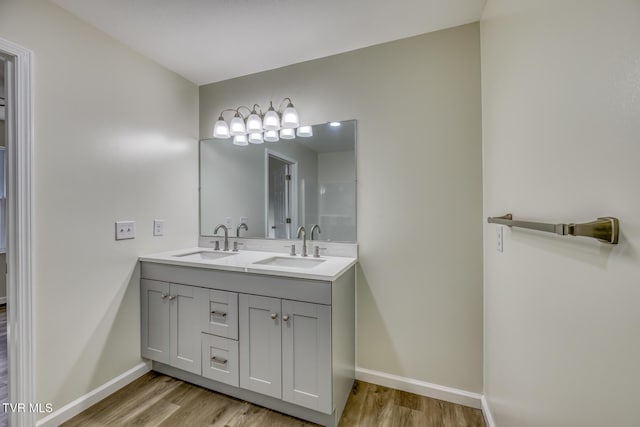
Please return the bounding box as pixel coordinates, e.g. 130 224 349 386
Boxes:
200 120 356 242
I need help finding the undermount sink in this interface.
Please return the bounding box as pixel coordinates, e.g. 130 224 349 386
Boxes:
253 256 326 269
173 251 237 260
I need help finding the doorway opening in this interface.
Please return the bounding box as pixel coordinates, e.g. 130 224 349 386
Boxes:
0 36 35 427
0 55 8 426
265 151 298 240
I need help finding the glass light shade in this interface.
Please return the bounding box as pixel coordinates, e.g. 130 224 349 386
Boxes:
280 128 296 140
296 125 313 137
263 110 281 131
213 120 230 139
229 116 246 136
281 106 299 128
246 113 263 133
248 132 264 144
264 130 279 142
329 121 341 127
232 134 248 146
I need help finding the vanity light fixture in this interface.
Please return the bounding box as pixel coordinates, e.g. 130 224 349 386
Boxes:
329 121 341 127
296 125 313 137
264 130 279 142
248 132 264 144
212 98 311 146
280 128 296 140
233 134 248 146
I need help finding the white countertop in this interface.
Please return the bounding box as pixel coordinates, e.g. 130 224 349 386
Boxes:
139 247 358 281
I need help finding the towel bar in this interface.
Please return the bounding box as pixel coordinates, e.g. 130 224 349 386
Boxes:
487 214 619 244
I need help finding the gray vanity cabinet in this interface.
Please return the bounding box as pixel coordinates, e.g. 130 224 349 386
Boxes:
282 300 332 413
140 279 201 375
239 294 282 399
239 295 332 413
140 261 355 427
141 279 170 364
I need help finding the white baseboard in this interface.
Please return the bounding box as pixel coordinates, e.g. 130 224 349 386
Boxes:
355 367 482 409
36 361 151 427
0 297 6 305
481 395 497 427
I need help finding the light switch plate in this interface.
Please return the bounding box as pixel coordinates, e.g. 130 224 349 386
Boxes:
153 219 164 236
115 221 136 240
496 226 503 252
225 217 233 229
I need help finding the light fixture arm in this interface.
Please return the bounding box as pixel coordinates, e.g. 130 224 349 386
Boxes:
277 97 295 112
251 104 263 115
235 105 253 118
217 108 238 120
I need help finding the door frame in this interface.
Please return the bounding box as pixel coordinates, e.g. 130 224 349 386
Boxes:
264 149 298 239
0 37 35 427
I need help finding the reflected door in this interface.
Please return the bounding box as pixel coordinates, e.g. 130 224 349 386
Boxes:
269 156 291 239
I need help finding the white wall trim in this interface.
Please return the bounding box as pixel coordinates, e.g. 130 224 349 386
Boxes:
481 396 497 427
0 37 35 427
36 361 151 427
355 367 482 409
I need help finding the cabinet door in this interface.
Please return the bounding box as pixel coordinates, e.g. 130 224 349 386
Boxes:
282 300 332 414
199 288 238 340
141 279 170 364
170 283 201 374
239 294 282 398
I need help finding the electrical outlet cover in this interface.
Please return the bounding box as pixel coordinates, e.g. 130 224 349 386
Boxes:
153 219 164 236
115 221 136 240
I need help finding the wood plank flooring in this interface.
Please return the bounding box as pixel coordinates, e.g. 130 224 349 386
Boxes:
63 371 485 427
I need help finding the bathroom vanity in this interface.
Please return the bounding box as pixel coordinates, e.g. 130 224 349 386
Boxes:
139 247 356 427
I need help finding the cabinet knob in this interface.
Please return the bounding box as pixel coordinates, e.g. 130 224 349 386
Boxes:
283 315 290 322
161 293 169 300
270 313 278 320
168 295 176 301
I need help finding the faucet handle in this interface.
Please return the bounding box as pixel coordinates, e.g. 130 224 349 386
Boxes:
313 246 328 258
233 241 243 252
213 240 220 251
285 244 296 256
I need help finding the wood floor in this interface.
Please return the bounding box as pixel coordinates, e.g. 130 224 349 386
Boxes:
63 371 486 427
0 305 7 427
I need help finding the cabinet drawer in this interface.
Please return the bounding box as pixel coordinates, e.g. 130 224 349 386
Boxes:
199 288 238 340
201 333 239 387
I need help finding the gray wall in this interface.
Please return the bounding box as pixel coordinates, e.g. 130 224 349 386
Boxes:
482 1 640 425
200 23 483 392
0 0 199 415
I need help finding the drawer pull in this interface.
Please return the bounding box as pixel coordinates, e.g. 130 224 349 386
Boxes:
211 356 228 365
282 315 290 322
210 310 227 319
270 313 278 320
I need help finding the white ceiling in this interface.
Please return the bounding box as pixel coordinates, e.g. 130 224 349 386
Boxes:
50 0 486 86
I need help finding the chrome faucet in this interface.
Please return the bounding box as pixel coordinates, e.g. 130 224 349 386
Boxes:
214 224 229 251
296 226 308 257
236 222 248 237
310 224 321 240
